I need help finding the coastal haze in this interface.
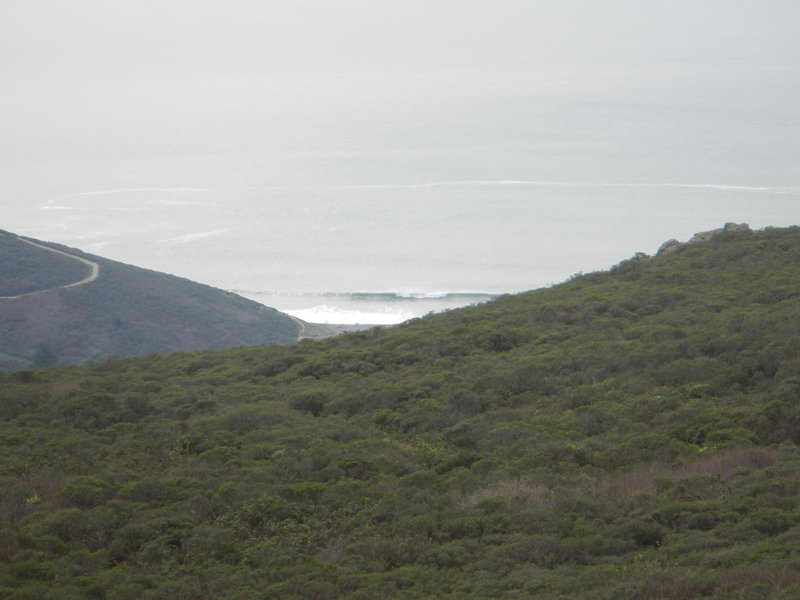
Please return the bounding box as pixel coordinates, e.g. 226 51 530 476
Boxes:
2 1 799 323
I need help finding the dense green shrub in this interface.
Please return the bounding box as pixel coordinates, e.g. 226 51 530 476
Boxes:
2 227 800 597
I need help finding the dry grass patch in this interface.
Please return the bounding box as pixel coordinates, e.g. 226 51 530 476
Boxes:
456 479 554 511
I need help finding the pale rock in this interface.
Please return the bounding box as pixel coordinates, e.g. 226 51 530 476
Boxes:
656 239 682 255
657 223 751 255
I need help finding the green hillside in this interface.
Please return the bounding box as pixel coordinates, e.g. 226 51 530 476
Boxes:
0 231 301 369
2 225 800 598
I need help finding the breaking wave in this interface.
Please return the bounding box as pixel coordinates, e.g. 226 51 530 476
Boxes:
232 290 500 302
339 180 800 196
233 290 500 325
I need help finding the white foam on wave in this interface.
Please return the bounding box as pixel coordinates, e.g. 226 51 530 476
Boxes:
393 291 450 299
339 180 800 196
81 241 116 252
236 290 498 300
155 228 232 246
41 187 212 210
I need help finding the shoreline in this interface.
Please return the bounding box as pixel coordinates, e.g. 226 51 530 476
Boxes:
297 321 389 340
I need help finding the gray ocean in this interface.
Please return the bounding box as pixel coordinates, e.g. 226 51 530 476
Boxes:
2 2 799 323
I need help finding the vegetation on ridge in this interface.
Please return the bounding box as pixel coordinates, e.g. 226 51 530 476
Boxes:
2 226 800 598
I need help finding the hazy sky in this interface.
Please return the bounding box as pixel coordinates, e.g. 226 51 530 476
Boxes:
4 1 799 80
3 0 798 173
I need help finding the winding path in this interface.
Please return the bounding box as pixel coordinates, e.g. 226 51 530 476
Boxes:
0 236 100 300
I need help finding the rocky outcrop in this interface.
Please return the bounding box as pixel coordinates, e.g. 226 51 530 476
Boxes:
689 222 752 243
656 239 683 255
656 222 751 255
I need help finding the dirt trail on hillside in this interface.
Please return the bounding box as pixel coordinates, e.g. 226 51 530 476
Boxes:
0 236 100 300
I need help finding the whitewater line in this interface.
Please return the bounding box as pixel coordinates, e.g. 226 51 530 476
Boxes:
44 187 210 204
37 182 800 206
337 180 800 196
0 236 100 300
40 187 212 210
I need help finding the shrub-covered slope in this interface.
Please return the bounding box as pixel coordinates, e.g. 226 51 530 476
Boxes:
2 226 800 598
0 231 301 369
